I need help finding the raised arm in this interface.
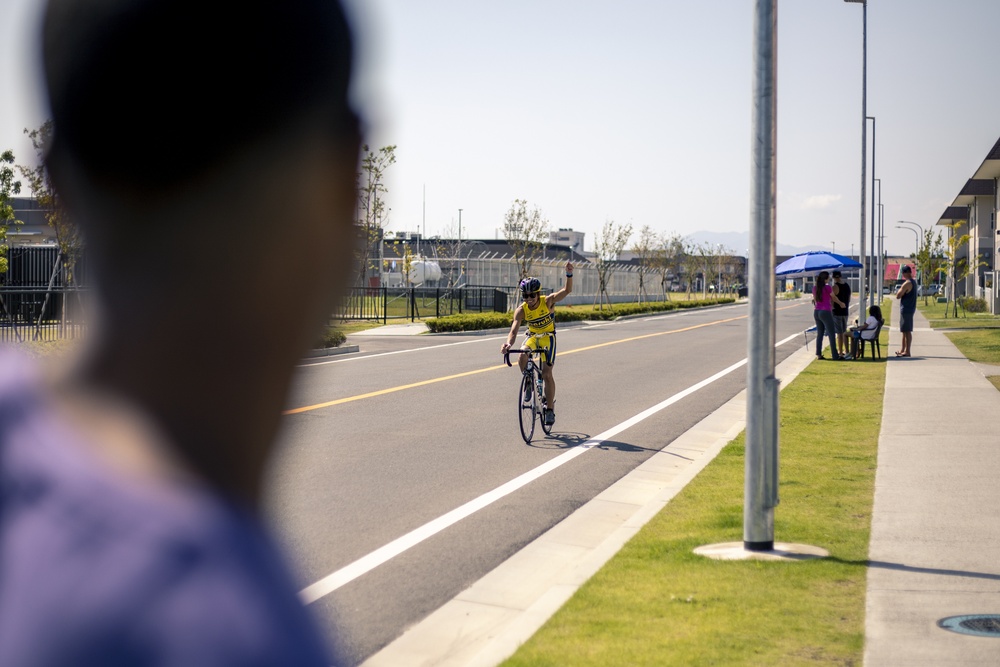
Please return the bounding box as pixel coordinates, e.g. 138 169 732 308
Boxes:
546 261 574 307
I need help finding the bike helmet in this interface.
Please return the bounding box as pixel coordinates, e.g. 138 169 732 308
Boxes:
519 277 541 298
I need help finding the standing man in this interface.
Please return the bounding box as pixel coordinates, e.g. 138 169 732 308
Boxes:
501 262 573 425
895 264 917 357
831 271 852 359
0 0 361 664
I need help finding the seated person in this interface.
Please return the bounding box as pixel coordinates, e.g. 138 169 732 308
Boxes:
850 305 883 341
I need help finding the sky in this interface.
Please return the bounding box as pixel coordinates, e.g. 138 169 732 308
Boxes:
2 0 999 256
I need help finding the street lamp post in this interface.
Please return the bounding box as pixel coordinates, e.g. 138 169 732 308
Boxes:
867 116 876 309
874 177 881 297
878 200 885 295
898 219 924 281
896 225 919 258
846 0 867 318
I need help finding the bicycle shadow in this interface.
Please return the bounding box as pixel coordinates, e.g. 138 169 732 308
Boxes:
528 432 687 457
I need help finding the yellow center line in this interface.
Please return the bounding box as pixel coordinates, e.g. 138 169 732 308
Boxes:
283 365 506 414
284 302 806 415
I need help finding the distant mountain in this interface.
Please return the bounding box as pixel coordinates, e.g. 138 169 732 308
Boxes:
684 230 830 257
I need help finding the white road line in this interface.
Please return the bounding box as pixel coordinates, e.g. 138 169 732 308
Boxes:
299 329 800 605
298 337 492 367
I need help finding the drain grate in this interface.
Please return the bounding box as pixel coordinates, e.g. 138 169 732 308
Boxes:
938 615 1000 638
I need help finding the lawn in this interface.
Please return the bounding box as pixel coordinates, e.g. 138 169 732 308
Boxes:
503 338 886 666
917 297 1000 329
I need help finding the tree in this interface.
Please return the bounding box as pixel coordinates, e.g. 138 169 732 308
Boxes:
630 225 658 303
681 242 701 298
914 228 945 306
940 221 985 318
502 199 549 279
356 144 397 287
19 122 81 284
0 149 22 276
653 232 684 300
593 219 632 311
692 242 718 298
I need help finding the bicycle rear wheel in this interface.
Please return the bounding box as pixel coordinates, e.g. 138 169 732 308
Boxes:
518 371 536 443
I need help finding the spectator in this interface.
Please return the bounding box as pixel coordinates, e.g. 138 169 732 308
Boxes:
895 265 917 357
831 270 852 359
0 0 361 665
812 271 845 360
850 304 883 357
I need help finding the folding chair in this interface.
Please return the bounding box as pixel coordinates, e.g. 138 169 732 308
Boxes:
803 325 816 349
858 320 884 360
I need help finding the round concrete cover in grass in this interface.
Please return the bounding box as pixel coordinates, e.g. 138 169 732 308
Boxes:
693 541 829 561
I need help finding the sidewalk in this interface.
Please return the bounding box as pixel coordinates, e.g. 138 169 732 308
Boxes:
864 306 1000 665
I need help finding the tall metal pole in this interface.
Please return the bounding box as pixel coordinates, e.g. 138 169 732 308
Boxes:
845 0 867 321
867 116 876 309
745 0 778 552
874 177 881 297
879 201 885 293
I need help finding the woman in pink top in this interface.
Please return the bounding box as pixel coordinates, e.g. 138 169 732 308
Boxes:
813 271 845 360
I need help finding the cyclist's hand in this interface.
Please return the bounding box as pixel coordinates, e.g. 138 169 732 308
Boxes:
501 342 511 354
566 261 574 274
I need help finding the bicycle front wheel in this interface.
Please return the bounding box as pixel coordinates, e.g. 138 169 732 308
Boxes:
518 371 536 443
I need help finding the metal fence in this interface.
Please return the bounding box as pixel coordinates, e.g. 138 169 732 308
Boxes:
402 255 647 298
339 285 510 323
0 288 88 343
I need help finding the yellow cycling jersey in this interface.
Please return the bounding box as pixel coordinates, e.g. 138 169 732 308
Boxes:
523 297 555 334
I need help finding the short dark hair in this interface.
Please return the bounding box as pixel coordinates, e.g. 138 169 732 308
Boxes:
832 271 842 278
43 0 359 192
902 265 912 274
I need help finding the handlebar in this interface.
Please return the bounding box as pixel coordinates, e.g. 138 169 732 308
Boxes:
503 348 530 367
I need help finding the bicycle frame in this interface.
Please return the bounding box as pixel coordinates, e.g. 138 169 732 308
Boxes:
503 346 553 442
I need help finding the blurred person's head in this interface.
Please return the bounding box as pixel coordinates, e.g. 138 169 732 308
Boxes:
40 0 363 500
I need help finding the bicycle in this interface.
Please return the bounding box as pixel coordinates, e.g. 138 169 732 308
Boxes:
503 345 554 443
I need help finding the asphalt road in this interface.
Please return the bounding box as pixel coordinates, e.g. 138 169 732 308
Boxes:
262 298 817 666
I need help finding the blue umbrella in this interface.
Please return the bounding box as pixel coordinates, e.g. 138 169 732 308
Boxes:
775 251 862 277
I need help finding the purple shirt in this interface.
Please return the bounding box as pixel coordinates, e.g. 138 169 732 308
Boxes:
814 284 833 311
0 350 339 666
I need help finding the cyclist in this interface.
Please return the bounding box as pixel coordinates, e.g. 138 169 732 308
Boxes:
500 261 574 425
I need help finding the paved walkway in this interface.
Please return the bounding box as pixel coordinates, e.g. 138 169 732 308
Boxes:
864 305 1000 665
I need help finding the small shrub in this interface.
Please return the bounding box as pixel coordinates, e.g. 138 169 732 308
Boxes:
425 298 736 332
426 312 513 332
958 296 988 313
317 327 347 348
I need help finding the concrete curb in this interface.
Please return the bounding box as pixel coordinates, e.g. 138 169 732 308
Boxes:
361 342 817 667
303 345 360 359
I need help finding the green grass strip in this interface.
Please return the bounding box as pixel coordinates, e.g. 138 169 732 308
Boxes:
943 329 1000 365
917 298 1000 329
504 344 886 666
